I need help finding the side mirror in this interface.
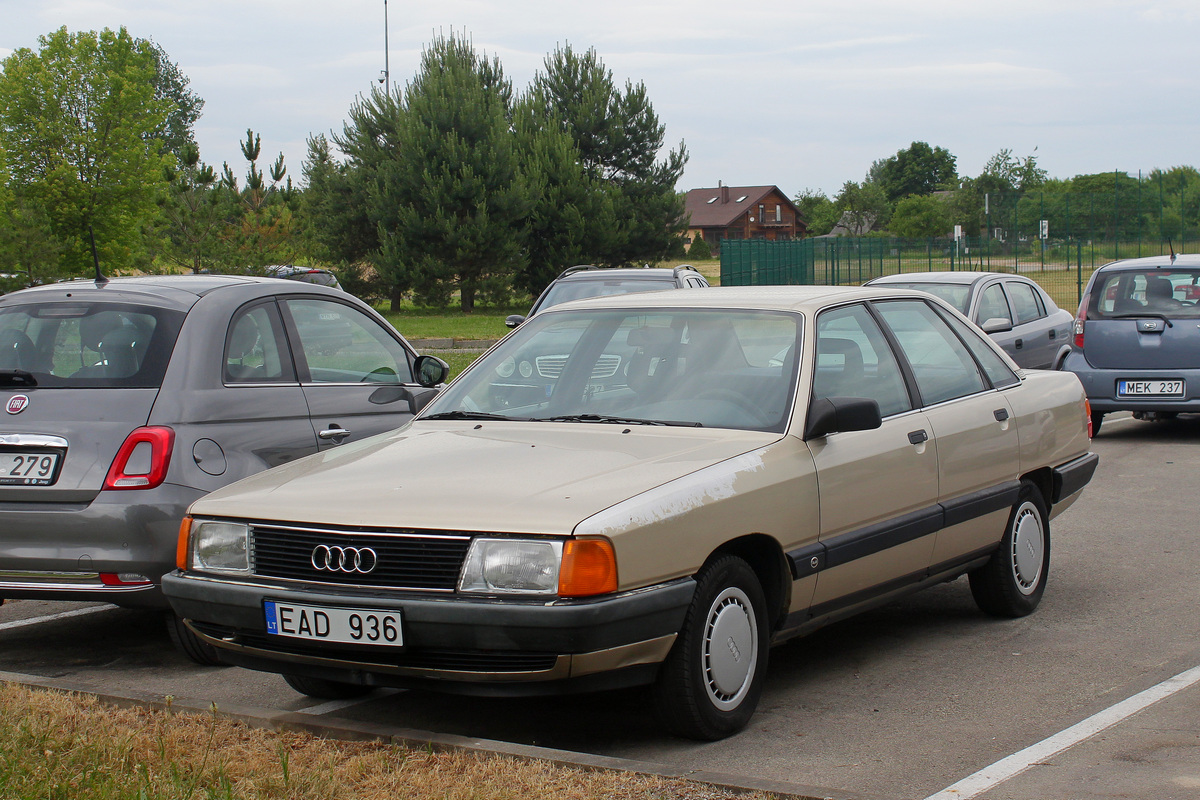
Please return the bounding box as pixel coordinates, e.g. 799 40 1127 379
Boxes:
414 355 449 387
504 315 525 329
804 396 882 440
980 317 1014 334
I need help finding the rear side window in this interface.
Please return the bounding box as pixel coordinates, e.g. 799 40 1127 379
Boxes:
0 303 184 388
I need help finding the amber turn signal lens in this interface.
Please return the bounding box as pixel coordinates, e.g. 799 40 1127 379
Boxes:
176 516 193 570
558 539 617 597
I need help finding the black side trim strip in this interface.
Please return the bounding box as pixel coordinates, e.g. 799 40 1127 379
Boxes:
822 505 944 569
942 481 1020 528
1052 452 1099 504
786 479 1023 583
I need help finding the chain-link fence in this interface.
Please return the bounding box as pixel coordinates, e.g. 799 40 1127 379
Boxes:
719 236 1193 311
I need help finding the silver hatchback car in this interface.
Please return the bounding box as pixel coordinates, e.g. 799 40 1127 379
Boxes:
0 275 446 656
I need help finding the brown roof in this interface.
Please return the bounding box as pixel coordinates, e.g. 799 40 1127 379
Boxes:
684 185 798 228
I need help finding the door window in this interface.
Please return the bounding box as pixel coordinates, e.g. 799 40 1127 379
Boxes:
283 299 414 384
813 304 912 417
976 284 1012 325
875 300 987 406
1006 282 1044 324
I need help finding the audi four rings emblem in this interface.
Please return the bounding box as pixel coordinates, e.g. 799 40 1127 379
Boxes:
311 545 378 574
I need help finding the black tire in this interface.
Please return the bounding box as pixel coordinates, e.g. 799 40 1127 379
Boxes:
652 555 769 740
1090 411 1104 436
283 673 373 700
166 614 225 666
969 482 1050 618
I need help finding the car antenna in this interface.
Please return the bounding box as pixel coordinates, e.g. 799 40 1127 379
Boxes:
89 227 108 286
1168 238 1177 265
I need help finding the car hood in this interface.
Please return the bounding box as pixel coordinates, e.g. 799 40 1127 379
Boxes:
189 421 781 534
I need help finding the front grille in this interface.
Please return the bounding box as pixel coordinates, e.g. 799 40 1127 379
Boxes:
535 353 622 379
251 524 471 591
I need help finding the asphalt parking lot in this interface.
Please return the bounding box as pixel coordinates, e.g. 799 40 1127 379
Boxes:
1 411 1198 800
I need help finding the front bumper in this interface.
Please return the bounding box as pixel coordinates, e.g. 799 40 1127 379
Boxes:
163 571 695 695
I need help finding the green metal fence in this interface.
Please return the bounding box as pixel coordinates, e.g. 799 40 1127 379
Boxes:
719 236 1193 311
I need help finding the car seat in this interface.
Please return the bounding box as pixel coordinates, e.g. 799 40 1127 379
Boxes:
0 329 36 371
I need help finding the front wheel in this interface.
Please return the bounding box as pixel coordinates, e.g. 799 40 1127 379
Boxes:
969 482 1050 618
652 555 769 740
166 614 224 666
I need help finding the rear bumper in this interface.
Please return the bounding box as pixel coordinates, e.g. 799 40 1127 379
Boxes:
163 571 695 695
1064 353 1200 414
0 482 204 607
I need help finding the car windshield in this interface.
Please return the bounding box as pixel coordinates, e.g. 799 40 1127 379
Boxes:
0 302 185 388
426 308 801 432
1088 269 1200 319
536 277 677 313
876 282 971 313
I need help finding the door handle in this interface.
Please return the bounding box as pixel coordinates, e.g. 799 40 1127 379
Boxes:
908 429 928 445
318 426 351 441
1014 338 1023 349
1049 329 1057 339
994 408 1009 422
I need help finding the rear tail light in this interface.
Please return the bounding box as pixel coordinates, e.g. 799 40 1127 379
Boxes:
1073 297 1087 349
104 426 174 490
1085 398 1093 438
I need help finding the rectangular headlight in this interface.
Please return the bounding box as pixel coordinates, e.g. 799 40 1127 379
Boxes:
191 520 251 575
458 538 562 595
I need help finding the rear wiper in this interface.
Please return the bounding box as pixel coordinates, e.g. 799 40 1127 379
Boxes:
540 413 702 427
1109 312 1174 327
421 410 521 421
0 370 36 388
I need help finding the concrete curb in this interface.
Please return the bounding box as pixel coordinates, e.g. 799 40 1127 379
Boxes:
0 669 855 800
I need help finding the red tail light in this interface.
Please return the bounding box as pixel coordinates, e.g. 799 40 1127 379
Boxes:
104 426 174 490
1073 297 1087 349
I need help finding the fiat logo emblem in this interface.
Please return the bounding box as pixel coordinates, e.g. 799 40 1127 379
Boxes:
5 395 29 415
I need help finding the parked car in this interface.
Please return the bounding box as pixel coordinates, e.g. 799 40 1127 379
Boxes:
165 285 1096 739
865 272 1074 370
265 265 343 291
1061 254 1200 434
0 274 447 661
504 265 709 328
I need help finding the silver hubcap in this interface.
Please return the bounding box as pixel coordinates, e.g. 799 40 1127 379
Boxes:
1010 501 1045 595
703 586 758 711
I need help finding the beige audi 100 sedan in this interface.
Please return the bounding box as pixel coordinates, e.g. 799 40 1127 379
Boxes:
164 285 1098 740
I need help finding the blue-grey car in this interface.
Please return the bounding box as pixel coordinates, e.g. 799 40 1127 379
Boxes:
0 275 446 658
1062 254 1200 434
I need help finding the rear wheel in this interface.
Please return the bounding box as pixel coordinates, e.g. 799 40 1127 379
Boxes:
969 482 1049 618
283 673 373 700
1090 411 1104 436
166 614 224 666
652 555 769 740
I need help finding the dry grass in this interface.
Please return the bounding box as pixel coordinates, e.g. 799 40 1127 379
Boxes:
0 683 777 800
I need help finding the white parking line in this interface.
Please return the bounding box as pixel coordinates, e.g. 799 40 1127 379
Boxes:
925 664 1200 800
0 605 114 631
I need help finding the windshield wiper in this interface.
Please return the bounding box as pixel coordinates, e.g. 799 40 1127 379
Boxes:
1109 312 1174 327
421 410 520 421
540 413 702 427
0 370 36 388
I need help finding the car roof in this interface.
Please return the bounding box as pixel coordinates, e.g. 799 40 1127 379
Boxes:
544 284 934 315
1094 254 1200 271
557 267 684 281
868 271 1015 286
0 274 342 312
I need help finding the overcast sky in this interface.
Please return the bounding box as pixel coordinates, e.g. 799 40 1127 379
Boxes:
3 1 1198 198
